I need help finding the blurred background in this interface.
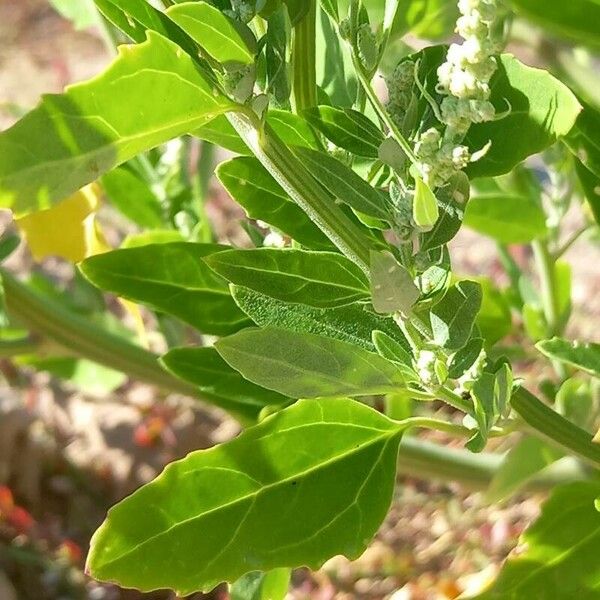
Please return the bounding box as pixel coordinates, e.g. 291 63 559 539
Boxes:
0 1 599 599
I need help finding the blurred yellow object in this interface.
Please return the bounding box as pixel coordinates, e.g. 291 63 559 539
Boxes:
15 184 102 263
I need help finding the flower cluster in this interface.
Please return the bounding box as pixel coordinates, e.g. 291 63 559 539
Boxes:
415 0 500 188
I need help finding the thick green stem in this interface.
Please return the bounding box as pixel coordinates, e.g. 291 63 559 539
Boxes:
291 1 318 112
512 387 600 467
228 112 374 272
1 270 200 398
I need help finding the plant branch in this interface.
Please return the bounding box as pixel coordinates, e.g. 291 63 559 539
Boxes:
291 0 318 112
512 387 600 467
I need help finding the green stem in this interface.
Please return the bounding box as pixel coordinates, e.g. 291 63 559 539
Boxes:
1 270 199 398
228 111 374 272
351 55 418 164
291 0 318 112
554 224 592 259
512 387 600 467
0 336 41 357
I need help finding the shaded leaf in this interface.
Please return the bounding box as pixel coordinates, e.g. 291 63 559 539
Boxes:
216 327 414 398
81 243 249 336
370 251 419 315
230 568 290 600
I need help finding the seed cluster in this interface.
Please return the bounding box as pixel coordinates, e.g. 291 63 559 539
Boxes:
416 0 501 188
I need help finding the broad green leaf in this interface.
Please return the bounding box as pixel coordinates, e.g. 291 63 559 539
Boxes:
0 32 234 216
464 193 547 243
231 285 410 352
216 157 334 250
413 177 439 232
303 106 384 158
390 0 458 40
294 148 393 223
121 230 184 249
216 327 413 398
87 398 403 594
470 482 600 599
205 248 369 308
265 7 291 108
101 167 164 229
80 243 250 336
319 0 339 21
49 0 99 29
370 251 420 315
537 337 600 378
486 436 563 503
430 281 482 351
161 347 289 411
466 55 581 178
509 0 600 47
557 378 596 430
230 568 290 600
166 2 256 66
94 0 201 57
567 103 600 179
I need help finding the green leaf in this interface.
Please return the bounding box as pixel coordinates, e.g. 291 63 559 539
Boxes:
231 285 409 352
87 398 403 594
476 278 512 347
216 327 413 398
0 32 234 216
166 2 256 66
464 193 547 244
265 7 291 108
509 0 600 47
575 159 600 226
537 337 600 378
372 330 413 367
391 0 458 40
303 106 384 158
447 337 483 380
49 0 99 29
486 436 563 503
370 251 420 315
294 148 393 223
101 167 164 229
466 55 581 178
267 110 321 149
430 281 482 351
413 177 439 232
567 103 600 179
319 0 339 21
471 482 600 599
216 157 334 250
205 248 370 309
161 346 289 411
230 568 290 600
80 243 250 336
195 116 250 155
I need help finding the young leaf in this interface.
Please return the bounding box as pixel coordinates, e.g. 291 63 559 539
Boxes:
166 2 256 66
216 157 334 250
471 482 600 599
413 177 439 232
205 248 370 308
231 285 409 352
486 436 563 503
215 327 414 398
294 148 393 223
80 243 250 336
161 347 289 411
87 398 403 595
447 337 483 380
537 337 600 378
0 32 235 216
372 330 414 368
567 103 600 179
303 106 384 158
464 193 547 244
574 159 600 226
430 281 482 350
370 251 420 315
